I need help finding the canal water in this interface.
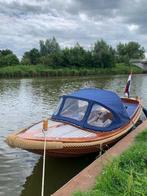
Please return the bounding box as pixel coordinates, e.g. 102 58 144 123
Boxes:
0 74 147 196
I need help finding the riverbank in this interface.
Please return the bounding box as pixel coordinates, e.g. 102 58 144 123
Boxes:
0 63 143 78
75 129 147 196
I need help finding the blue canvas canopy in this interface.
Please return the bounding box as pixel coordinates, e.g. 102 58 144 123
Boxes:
52 88 130 132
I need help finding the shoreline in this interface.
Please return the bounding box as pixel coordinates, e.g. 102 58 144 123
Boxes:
0 63 144 79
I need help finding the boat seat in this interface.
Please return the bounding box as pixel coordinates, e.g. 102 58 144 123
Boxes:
88 111 112 127
123 103 138 118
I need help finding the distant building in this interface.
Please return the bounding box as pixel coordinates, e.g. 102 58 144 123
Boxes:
130 59 147 70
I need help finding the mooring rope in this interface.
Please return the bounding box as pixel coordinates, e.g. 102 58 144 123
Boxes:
41 124 47 196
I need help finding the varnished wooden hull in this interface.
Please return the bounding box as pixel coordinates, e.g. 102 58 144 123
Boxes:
29 138 122 157
6 98 142 157
28 125 140 157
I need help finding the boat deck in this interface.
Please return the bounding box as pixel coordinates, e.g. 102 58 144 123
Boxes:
18 99 140 142
19 121 97 141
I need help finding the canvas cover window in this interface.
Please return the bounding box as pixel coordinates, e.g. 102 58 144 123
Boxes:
60 98 88 121
88 104 113 127
53 97 63 115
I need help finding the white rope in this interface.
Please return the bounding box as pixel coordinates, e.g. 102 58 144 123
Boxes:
41 130 47 196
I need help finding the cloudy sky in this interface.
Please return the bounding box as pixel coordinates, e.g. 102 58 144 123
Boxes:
0 0 147 57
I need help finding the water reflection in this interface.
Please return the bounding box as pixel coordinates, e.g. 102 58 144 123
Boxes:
21 155 95 196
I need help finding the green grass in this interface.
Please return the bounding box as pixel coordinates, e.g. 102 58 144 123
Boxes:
74 129 147 196
0 63 143 78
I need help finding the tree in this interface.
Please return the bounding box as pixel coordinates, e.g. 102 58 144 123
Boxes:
39 40 47 56
21 48 40 65
60 47 71 67
21 51 31 65
60 43 88 67
0 50 19 67
39 37 61 66
39 52 62 67
117 42 145 64
84 50 94 67
20 37 146 69
92 40 115 68
29 48 40 64
0 49 13 56
39 37 60 56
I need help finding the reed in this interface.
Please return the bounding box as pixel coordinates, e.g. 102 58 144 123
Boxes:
0 63 143 78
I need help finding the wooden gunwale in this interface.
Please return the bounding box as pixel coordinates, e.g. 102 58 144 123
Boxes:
6 98 142 152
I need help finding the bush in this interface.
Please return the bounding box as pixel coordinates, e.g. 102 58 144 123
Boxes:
0 53 19 67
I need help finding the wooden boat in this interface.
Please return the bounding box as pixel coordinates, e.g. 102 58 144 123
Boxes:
6 88 143 157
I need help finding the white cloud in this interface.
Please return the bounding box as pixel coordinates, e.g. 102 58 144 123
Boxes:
0 0 146 57
128 24 139 32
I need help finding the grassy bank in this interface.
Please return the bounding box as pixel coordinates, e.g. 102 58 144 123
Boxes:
0 63 143 78
75 129 147 196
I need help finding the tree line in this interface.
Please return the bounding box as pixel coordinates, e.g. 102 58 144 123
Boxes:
0 38 145 68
